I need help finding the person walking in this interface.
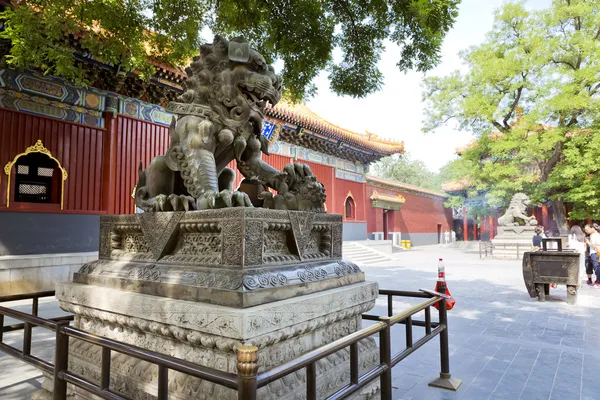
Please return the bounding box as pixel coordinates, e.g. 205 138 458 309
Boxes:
584 224 600 287
568 225 587 284
584 229 595 285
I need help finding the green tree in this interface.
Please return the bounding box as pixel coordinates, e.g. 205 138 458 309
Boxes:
422 0 600 233
0 0 459 101
371 152 441 191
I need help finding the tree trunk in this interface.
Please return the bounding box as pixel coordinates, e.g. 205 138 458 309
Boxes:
551 197 569 235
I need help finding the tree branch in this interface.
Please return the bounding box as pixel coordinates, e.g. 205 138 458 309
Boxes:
541 141 564 182
441 115 456 124
491 120 508 133
589 82 600 96
551 58 577 70
502 86 523 127
594 25 600 40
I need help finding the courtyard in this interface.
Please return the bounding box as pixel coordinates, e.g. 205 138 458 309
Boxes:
2 244 599 400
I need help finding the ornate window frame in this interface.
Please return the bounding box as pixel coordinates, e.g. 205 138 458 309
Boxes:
3 140 68 209
344 191 356 220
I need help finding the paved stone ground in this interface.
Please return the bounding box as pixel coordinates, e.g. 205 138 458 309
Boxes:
363 245 600 400
1 245 599 399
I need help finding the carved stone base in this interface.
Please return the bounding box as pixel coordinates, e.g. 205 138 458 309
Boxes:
35 281 379 399
35 209 380 398
492 226 537 259
74 209 362 308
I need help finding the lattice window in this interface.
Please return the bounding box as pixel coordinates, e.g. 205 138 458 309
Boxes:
37 167 54 177
14 152 57 204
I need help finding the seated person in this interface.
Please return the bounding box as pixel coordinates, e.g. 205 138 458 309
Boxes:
532 227 544 250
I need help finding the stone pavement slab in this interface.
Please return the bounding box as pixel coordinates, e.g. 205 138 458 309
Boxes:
361 245 600 400
1 245 600 399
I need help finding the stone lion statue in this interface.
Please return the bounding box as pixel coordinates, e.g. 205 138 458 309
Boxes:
497 193 538 226
135 36 326 212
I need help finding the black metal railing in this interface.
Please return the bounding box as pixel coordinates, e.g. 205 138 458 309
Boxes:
1 291 74 334
0 289 461 399
479 240 494 259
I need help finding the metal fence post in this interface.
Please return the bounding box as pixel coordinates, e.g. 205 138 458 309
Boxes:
379 317 392 399
53 320 71 400
237 346 258 400
428 299 462 391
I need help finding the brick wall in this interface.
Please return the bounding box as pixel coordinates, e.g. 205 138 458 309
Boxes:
366 184 453 245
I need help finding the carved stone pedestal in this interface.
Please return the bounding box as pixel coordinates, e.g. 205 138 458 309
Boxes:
491 226 536 259
34 209 380 399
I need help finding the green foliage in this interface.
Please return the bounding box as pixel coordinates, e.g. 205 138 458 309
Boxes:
422 0 600 225
0 0 460 102
371 152 441 191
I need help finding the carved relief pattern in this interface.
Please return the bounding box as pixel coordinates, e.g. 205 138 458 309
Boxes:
58 300 374 354
314 224 332 257
100 210 342 266
175 233 222 256
221 220 244 266
245 220 264 266
297 266 328 282
334 260 361 276
306 231 321 253
78 260 112 275
288 211 315 261
179 222 221 233
109 250 155 262
193 271 243 290
263 230 291 255
243 269 288 290
128 264 161 281
123 233 151 253
57 281 376 345
332 223 343 258
160 254 221 265
57 316 377 400
99 222 112 259
139 211 185 259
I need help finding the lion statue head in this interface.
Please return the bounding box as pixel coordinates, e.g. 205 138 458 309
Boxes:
511 193 531 213
177 36 282 138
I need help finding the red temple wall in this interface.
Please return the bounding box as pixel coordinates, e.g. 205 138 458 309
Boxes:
1 108 452 246
300 160 335 213
110 115 170 214
334 179 367 221
0 107 105 213
366 184 453 239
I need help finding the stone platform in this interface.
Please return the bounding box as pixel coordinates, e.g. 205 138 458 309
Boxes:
34 209 380 399
492 226 536 259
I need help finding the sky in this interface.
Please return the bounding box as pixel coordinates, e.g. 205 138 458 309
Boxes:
300 0 552 172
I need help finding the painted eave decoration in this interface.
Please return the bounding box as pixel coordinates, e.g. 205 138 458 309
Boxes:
370 190 406 210
441 177 472 194
367 175 448 199
266 102 405 163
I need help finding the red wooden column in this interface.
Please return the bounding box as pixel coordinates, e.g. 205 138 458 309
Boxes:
587 218 592 224
489 216 495 239
472 217 478 241
463 207 468 241
541 204 549 228
101 111 118 214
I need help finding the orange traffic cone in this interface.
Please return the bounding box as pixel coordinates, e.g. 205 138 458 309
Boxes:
433 258 455 311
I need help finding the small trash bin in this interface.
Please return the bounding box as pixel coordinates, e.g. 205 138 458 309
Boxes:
522 238 580 304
